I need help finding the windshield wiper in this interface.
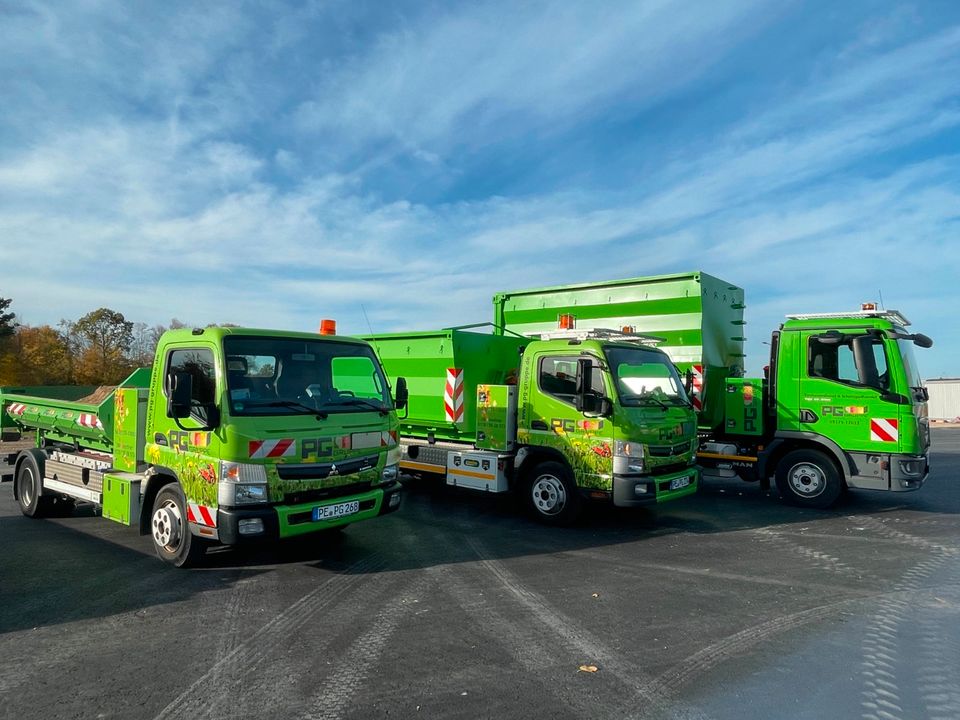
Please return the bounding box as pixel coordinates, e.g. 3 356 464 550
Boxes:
244 399 328 419
330 397 391 416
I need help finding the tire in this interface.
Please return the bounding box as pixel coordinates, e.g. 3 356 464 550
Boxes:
524 461 582 525
15 453 54 518
150 484 207 568
775 449 843 509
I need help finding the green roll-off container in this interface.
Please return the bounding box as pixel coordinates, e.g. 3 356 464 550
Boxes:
364 327 526 443
492 271 746 431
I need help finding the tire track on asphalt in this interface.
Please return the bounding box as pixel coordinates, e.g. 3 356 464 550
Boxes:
387 521 630 719
299 577 428 720
854 511 960 720
847 515 959 556
458 532 711 720
751 527 886 584
915 568 960 720
570 548 878 596
152 553 388 720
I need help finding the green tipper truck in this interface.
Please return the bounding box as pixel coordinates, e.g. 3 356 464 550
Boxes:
493 272 933 508
1 326 406 566
364 325 699 524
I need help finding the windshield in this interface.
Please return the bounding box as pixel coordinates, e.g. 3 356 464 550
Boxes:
604 346 689 407
223 336 392 416
897 338 923 389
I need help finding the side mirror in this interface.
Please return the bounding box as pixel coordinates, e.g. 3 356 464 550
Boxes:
683 368 694 395
815 330 844 346
394 376 409 411
166 371 193 419
576 393 612 417
913 333 933 349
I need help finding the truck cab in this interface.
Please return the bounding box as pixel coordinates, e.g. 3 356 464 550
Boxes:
767 309 931 499
701 307 932 507
515 330 699 521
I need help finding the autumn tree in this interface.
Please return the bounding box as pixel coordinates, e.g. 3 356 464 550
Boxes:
15 325 73 384
0 296 14 337
65 308 134 385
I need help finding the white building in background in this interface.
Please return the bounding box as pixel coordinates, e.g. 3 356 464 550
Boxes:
925 379 960 421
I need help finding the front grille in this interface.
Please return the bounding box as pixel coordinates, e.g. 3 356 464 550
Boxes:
283 481 372 506
650 461 689 478
648 441 691 457
276 454 378 481
288 498 377 525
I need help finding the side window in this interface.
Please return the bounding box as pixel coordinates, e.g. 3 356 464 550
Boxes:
808 336 889 390
167 348 216 404
539 356 605 404
540 357 578 403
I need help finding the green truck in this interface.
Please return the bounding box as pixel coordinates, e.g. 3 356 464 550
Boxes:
1 326 407 566
364 325 699 524
492 272 932 508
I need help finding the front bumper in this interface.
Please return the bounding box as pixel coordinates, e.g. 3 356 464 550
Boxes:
611 466 700 507
890 454 928 491
217 481 403 545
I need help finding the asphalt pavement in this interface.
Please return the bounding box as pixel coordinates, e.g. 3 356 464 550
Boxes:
1 429 957 720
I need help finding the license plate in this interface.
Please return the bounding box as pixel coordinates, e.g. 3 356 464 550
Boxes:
669 475 692 491
312 500 360 522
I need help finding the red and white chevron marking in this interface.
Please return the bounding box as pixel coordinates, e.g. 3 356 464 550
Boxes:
870 418 899 443
186 502 217 527
77 413 103 429
7 403 27 415
248 439 296 459
690 365 704 412
444 368 464 424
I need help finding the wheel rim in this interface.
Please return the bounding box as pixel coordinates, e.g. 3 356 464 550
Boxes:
532 474 566 516
152 499 183 551
20 466 36 506
787 462 827 498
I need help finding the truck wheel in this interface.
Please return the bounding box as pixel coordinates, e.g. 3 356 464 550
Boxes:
15 454 53 518
151 485 207 568
525 461 582 525
775 449 843 509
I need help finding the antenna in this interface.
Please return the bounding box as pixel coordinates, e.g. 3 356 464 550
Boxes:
878 289 885 310
360 303 374 335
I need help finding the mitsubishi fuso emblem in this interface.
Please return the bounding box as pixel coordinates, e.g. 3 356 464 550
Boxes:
329 464 339 477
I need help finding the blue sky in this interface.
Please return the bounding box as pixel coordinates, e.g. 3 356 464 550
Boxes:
0 1 957 377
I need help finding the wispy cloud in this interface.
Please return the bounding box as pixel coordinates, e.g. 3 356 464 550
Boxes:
0 1 957 378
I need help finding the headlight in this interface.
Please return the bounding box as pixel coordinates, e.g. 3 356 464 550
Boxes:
381 463 400 484
614 440 645 474
615 440 644 458
219 461 269 506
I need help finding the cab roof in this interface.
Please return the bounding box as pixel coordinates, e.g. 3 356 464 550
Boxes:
159 327 371 345
782 310 909 331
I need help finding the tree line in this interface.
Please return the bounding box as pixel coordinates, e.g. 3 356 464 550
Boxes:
0 295 216 387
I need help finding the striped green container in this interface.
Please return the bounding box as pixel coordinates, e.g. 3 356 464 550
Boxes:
492 272 745 430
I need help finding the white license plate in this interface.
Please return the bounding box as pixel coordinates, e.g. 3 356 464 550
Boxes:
669 475 692 491
312 500 360 522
